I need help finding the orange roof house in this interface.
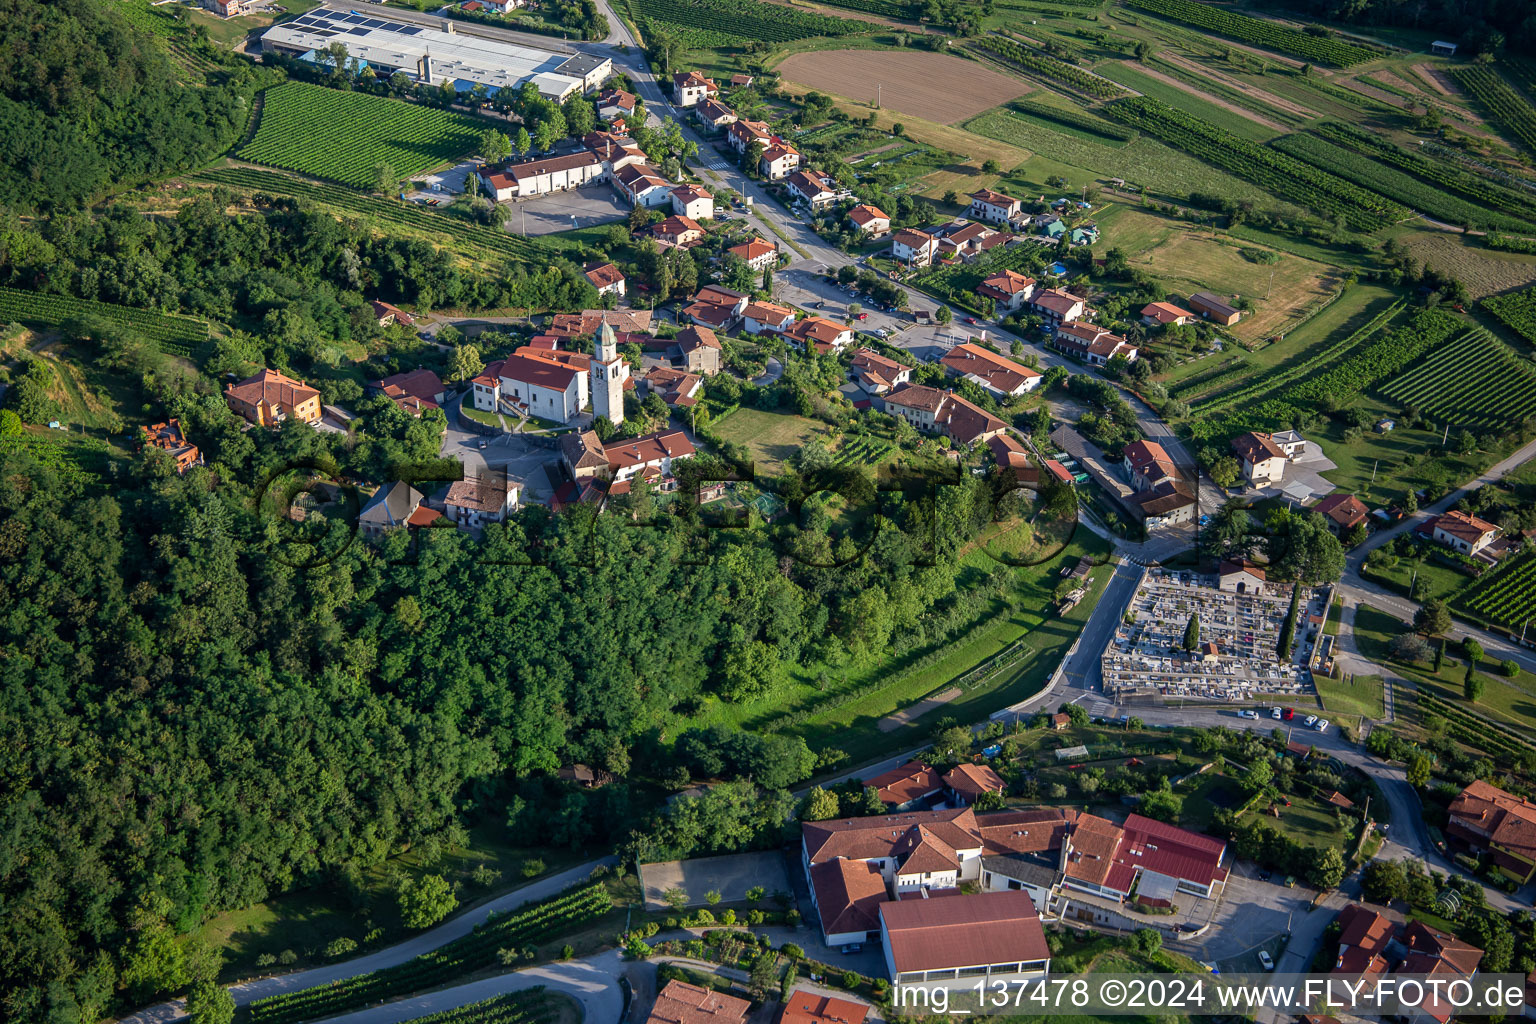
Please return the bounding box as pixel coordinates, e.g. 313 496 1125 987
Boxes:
779 990 869 1024
140 419 203 474
944 763 1006 806
225 369 321 427
863 760 944 809
646 980 748 1024
1448 780 1536 882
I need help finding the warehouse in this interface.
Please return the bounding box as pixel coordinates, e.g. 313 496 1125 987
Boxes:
260 8 611 101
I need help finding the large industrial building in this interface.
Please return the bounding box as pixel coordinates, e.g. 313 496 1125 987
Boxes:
260 8 611 101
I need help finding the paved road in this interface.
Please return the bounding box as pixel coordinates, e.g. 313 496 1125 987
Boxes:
117 859 616 1024
315 950 626 1024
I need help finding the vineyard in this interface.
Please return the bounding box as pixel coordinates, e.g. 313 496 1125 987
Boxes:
969 36 1127 99
239 83 486 189
1287 307 1462 403
0 287 210 357
812 0 920 18
378 990 560 1024
918 243 1042 300
1123 0 1378 66
1486 235 1536 256
1272 132 1536 234
1417 690 1536 759
1103 97 1406 230
192 168 575 263
1455 552 1536 633
1011 98 1135 141
1449 66 1536 158
625 0 879 45
1310 122 1536 229
835 435 895 466
1483 286 1536 346
1378 328 1536 430
248 883 612 1024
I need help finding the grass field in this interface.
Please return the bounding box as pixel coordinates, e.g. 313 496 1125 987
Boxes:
1315 671 1385 720
709 408 830 474
965 108 1271 203
1363 555 1471 603
1399 232 1536 299
240 82 486 189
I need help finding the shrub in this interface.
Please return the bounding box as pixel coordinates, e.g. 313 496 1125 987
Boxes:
1504 659 1522 678
560 944 574 960
324 937 358 959
720 909 736 926
521 858 546 878
694 909 715 925
785 909 801 926
747 910 764 926
782 943 805 960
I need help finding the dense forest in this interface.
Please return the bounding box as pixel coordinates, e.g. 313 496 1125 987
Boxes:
0 0 262 211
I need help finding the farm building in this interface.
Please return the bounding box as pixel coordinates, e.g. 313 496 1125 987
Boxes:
479 152 603 201
1188 291 1242 326
261 8 611 101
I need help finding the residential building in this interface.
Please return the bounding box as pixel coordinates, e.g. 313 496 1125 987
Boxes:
848 204 891 237
937 221 1000 258
977 269 1037 313
778 991 869 1024
643 366 702 407
1031 288 1086 328
1269 429 1307 459
1448 780 1536 882
605 429 697 484
944 763 1006 806
891 228 938 267
939 343 1041 398
673 325 723 375
1429 510 1501 557
730 73 754 87
786 316 854 354
583 261 626 298
370 299 415 326
1122 439 1177 493
652 214 705 246
883 385 1006 446
1051 322 1136 365
1401 921 1484 1024
369 368 445 416
614 163 673 207
584 130 645 173
597 87 637 122
1332 904 1393 976
695 98 737 131
591 320 628 426
548 309 653 336
495 352 587 423
850 348 910 394
761 144 800 180
862 761 943 810
225 368 321 427
969 188 1021 224
672 71 719 107
727 119 772 154
1061 813 1228 903
559 429 610 482
1232 431 1287 486
1189 291 1242 326
1218 558 1267 595
202 0 250 17
444 475 519 530
729 237 779 271
358 481 429 539
1130 482 1196 529
809 858 888 947
478 152 603 201
1070 225 1099 246
987 433 1037 486
1141 301 1194 327
646 980 748 1024
742 301 796 336
879 891 1050 985
670 184 715 220
1314 494 1369 535
140 419 203 474
1043 459 1073 485
682 285 747 330
786 169 837 210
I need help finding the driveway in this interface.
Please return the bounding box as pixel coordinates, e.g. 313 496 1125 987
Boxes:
440 392 560 503
504 184 629 235
116 858 616 1024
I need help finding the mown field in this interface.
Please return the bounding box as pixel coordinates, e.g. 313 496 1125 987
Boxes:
239 82 486 189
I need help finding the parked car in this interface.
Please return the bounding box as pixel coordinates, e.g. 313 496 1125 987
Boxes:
1271 707 1282 720
1315 719 1329 732
1258 951 1275 971
857 313 869 320
967 317 979 324
1282 708 1295 720
840 943 863 955
478 439 488 449
1304 715 1318 727
1239 709 1259 720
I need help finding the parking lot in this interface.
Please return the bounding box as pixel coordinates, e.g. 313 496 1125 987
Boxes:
440 394 560 504
502 184 628 235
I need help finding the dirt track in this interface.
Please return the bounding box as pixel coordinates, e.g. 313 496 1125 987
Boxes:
777 49 1030 124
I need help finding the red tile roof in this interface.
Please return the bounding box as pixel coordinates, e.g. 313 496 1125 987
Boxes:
226 368 320 413
970 188 1019 207
584 261 625 289
809 858 887 938
779 990 870 1024
1141 301 1192 323
1334 905 1393 959
1219 557 1267 581
863 760 943 806
944 762 1006 799
940 343 1041 394
1432 509 1500 545
1233 430 1285 463
1123 439 1176 482
976 807 1076 854
803 807 981 864
604 429 696 472
849 204 889 227
729 238 778 263
879 891 1048 974
980 269 1036 296
647 980 749 1024
499 352 583 391
1448 779 1536 862
1314 493 1369 529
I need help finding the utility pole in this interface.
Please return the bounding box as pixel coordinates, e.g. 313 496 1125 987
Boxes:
1443 422 1450 447
1370 459 1378 485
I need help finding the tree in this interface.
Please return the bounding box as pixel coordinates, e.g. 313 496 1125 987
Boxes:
1464 638 1484 663
982 158 1000 173
514 126 532 156
0 409 21 437
1503 659 1521 678
1361 859 1408 904
1138 784 1182 823
479 129 512 164
1244 758 1273 793
1390 632 1431 663
373 162 399 198
705 889 722 906
397 873 457 929
563 94 596 137
801 786 839 821
1277 585 1300 659
446 344 484 383
1184 612 1200 651
533 120 560 154
187 982 235 1024
1308 846 1347 889
1130 928 1162 956
663 888 688 912
935 306 952 325
1465 666 1484 702
1407 753 1433 787
1414 599 1451 637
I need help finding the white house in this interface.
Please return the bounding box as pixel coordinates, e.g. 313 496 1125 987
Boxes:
742 300 795 335
695 98 737 131
939 344 1041 398
1232 431 1287 486
786 168 837 210
1430 510 1501 556
848 204 891 237
673 70 718 107
583 262 626 299
786 316 854 354
976 269 1037 313
670 184 714 220
891 228 938 267
760 144 800 180
727 119 772 154
478 152 603 201
728 237 778 271
1031 288 1085 328
604 429 697 483
444 475 519 530
969 188 1022 225
596 88 637 122
1052 322 1136 366
613 163 673 207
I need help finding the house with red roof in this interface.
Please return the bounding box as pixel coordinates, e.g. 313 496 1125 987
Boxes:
787 168 838 210
728 237 779 271
987 433 1038 485
1052 322 1137 366
672 70 719 107
977 269 1037 312
682 285 748 330
891 228 938 267
1218 558 1267 595
1332 903 1394 976
944 763 1006 807
808 858 888 947
969 188 1022 225
1232 430 1287 486
646 980 748 1024
1429 509 1501 558
786 316 854 354
140 419 203 474
863 760 943 810
1122 439 1177 493
670 184 715 220
1141 301 1194 327
1061 813 1229 903
850 347 910 395
369 368 445 417
225 369 321 427
778 990 869 1024
583 261 626 298
848 204 891 238
1313 493 1369 535
760 144 800 180
1031 288 1086 328
883 384 1007 446
1448 780 1536 882
940 343 1042 398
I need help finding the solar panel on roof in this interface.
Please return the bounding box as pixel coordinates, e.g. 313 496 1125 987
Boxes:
361 18 384 26
399 25 421 33
347 26 368 34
